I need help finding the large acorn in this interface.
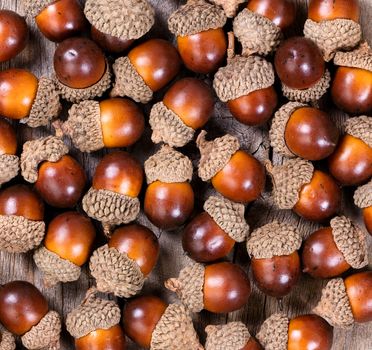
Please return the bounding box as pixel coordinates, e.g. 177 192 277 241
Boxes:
354 180 372 235
0 324 15 350
0 119 19 186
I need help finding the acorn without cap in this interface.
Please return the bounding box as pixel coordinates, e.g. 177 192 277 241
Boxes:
354 180 372 235
0 120 19 187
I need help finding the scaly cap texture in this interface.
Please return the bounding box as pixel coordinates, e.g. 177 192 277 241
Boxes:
256 313 289 350
354 179 372 209
0 155 19 186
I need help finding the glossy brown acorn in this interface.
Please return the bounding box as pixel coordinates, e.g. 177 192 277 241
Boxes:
363 206 372 235
0 119 17 156
35 0 87 42
242 338 264 350
308 0 360 22
91 26 134 54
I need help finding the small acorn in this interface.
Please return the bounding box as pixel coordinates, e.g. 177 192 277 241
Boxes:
182 195 249 263
354 180 372 235
165 261 251 313
123 295 203 349
149 78 214 147
270 102 339 161
111 39 181 104
266 158 341 221
66 288 126 350
302 216 368 279
33 212 96 287
0 184 45 253
89 223 159 298
0 68 60 127
313 271 372 327
0 281 61 350
144 146 194 230
197 131 265 204
0 120 19 186
20 136 87 208
328 116 372 186
0 324 15 350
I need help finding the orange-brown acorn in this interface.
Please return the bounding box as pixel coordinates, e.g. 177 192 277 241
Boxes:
0 119 19 186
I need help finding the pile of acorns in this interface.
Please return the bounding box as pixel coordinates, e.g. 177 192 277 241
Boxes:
0 0 371 349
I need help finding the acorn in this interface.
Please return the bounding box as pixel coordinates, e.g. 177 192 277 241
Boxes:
165 261 251 313
247 222 302 298
233 0 296 56
0 281 61 350
149 78 214 147
0 325 15 350
182 195 249 263
302 216 368 279
256 313 333 350
0 119 19 186
209 0 246 18
266 158 341 221
304 0 362 61
274 37 331 103
354 180 372 235
144 145 194 230
53 97 145 152
82 151 143 235
89 223 159 298
33 212 96 287
0 184 45 253
328 116 372 186
270 102 339 161
111 39 181 104
0 68 60 128
197 131 265 204
213 32 277 126
123 295 203 349
66 288 126 350
313 271 372 327
20 136 87 208
84 0 154 54
167 0 227 74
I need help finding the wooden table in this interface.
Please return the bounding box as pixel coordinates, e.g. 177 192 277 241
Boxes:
0 0 371 349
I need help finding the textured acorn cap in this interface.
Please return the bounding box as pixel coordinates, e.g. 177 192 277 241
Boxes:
313 278 354 328
144 145 193 184
149 102 195 148
22 0 52 17
265 158 315 210
20 136 69 183
204 195 249 242
165 262 205 313
304 19 362 62
89 244 145 298
205 322 251 350
197 131 240 181
210 0 246 18
256 313 289 350
66 287 121 339
21 311 61 350
269 102 308 158
33 246 81 288
233 9 282 56
344 116 372 148
354 179 372 209
0 215 45 253
0 155 19 187
333 42 372 72
0 326 15 350
84 0 155 41
168 0 226 37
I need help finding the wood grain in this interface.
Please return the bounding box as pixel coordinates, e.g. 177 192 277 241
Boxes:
0 0 371 349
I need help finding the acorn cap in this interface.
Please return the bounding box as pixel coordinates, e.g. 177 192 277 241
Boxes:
21 311 61 350
313 278 354 328
33 246 81 288
144 145 193 184
0 155 19 187
333 42 372 72
111 56 153 104
209 0 246 18
282 70 331 103
149 102 195 148
269 102 308 158
84 0 155 41
330 216 368 269
247 221 302 259
22 0 52 17
304 19 362 62
344 116 372 148
256 313 289 350
265 158 315 210
203 195 249 242
354 179 372 209
66 287 121 339
20 136 69 183
205 322 251 350
54 101 104 153
89 244 145 298
168 0 226 37
165 262 205 313
233 9 282 56
0 215 45 253
0 326 15 350
197 131 240 181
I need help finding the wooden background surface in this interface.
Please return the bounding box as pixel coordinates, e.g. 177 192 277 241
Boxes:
0 0 371 349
